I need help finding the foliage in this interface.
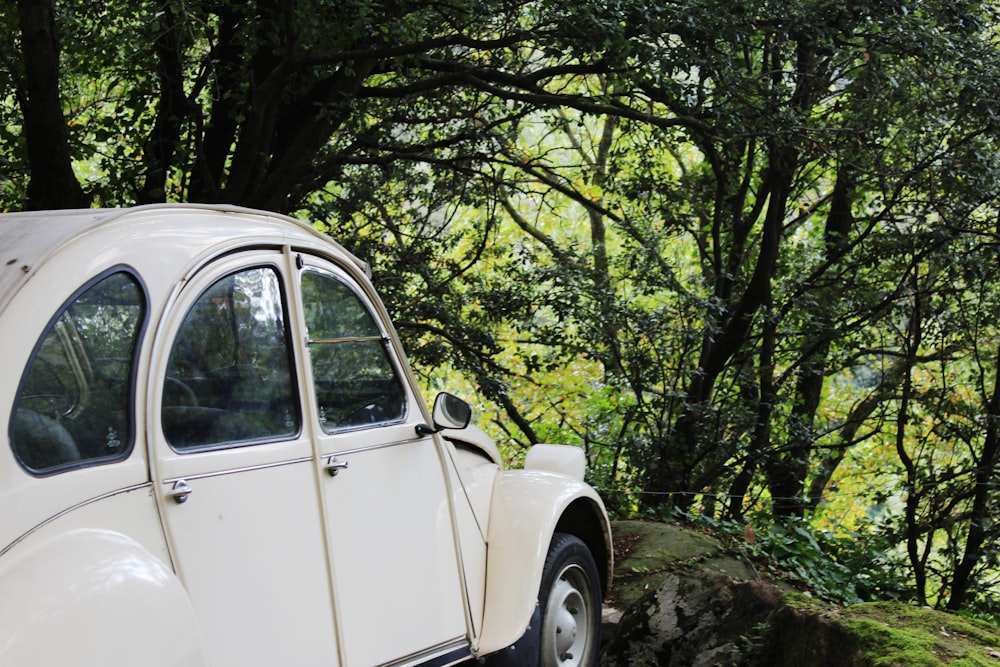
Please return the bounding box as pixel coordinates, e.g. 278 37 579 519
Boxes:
683 511 909 606
3 0 1000 615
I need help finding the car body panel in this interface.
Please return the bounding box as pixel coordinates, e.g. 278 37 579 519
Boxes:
316 432 468 665
0 208 113 313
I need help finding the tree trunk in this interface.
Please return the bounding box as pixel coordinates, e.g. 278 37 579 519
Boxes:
898 271 926 605
946 214 1000 610
768 167 854 517
643 145 793 510
946 346 1000 610
726 302 776 521
15 0 87 209
138 0 188 204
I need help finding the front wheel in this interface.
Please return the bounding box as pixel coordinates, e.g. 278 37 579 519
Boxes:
539 533 601 667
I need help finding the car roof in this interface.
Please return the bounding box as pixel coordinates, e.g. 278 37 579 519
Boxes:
0 203 365 313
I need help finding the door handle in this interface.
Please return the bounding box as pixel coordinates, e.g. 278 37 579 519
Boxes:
325 455 349 477
168 479 193 504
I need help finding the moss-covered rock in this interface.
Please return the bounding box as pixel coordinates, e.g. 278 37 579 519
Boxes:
608 519 758 610
603 520 1000 666
601 571 783 667
760 596 1000 667
603 520 784 666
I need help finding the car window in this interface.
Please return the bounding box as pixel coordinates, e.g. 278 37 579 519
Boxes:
10 270 146 474
301 269 406 431
162 266 299 451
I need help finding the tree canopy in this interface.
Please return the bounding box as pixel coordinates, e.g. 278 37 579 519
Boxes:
4 0 1000 615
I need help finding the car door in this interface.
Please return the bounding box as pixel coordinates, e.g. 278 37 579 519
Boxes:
151 251 339 667
296 257 470 667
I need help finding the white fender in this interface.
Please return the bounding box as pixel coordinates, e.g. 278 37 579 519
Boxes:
477 467 611 656
0 528 207 667
524 443 586 480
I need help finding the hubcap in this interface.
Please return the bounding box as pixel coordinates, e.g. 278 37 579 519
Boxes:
542 564 594 667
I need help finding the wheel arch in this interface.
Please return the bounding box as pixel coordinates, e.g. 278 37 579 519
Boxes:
554 496 612 596
477 470 611 657
0 528 207 667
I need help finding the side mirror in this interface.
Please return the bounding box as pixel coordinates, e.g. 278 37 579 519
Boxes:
416 392 472 435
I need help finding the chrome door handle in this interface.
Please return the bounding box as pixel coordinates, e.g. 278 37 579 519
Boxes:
325 455 349 477
168 479 193 504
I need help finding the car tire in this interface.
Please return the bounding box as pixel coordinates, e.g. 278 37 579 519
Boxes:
538 533 601 667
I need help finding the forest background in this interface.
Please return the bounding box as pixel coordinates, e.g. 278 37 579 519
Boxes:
4 0 1000 619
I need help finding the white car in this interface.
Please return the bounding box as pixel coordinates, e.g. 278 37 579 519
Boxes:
0 204 611 667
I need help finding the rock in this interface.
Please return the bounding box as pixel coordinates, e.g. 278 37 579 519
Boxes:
755 599 862 667
600 571 783 667
602 520 1000 666
601 605 623 647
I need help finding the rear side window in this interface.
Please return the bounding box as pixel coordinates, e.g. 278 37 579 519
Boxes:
302 269 406 431
161 266 300 451
10 270 146 474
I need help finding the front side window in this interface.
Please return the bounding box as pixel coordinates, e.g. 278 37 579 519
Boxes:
11 271 146 474
302 269 405 431
162 266 299 451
